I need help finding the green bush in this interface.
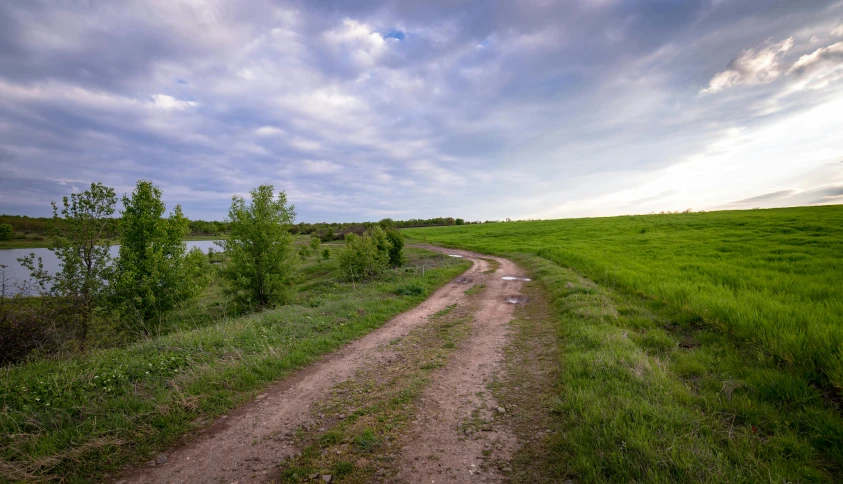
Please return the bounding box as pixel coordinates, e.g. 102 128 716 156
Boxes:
0 223 12 241
395 282 424 296
385 229 405 268
338 226 391 280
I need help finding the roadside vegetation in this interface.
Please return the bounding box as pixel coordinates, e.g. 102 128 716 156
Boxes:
406 205 843 482
0 179 469 483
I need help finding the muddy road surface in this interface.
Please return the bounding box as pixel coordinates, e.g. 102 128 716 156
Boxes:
118 246 529 483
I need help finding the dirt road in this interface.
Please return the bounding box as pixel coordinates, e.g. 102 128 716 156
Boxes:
119 246 528 483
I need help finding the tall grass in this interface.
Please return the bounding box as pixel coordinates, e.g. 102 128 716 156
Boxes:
511 254 843 482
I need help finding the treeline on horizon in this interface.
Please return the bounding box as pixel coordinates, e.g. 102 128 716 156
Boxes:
0 214 476 241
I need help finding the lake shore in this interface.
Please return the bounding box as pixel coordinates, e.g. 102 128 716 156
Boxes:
0 234 226 250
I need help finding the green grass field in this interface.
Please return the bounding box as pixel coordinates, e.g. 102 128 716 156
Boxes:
0 248 469 483
406 205 843 482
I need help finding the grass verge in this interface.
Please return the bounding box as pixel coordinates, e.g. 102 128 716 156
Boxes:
509 254 843 482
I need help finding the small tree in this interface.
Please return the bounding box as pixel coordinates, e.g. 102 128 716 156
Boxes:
0 224 12 241
110 181 208 332
321 248 331 262
218 185 297 307
18 183 117 346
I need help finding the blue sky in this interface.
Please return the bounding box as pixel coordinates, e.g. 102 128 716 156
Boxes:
1 0 842 222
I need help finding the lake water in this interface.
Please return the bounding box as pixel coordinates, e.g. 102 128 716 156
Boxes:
0 240 221 293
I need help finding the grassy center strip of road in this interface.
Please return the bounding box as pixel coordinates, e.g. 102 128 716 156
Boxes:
274 293 480 482
0 250 469 483
499 254 843 482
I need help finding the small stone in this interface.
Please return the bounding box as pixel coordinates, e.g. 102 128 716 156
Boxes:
155 454 168 465
338 414 346 420
496 407 506 414
322 474 333 483
502 466 512 473
309 474 319 480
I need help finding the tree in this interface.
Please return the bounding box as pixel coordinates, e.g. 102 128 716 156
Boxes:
18 183 117 346
309 234 322 262
110 180 208 331
218 185 297 307
0 223 12 241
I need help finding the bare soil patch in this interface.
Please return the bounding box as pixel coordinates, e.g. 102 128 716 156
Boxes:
395 247 528 483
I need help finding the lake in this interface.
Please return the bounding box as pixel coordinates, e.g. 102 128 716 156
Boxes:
0 240 221 294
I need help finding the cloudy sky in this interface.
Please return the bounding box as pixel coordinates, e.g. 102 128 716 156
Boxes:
1 0 842 222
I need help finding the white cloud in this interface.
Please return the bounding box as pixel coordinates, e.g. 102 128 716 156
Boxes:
150 94 198 110
288 137 322 152
300 160 342 175
789 41 843 76
254 125 285 136
701 37 794 93
323 19 387 69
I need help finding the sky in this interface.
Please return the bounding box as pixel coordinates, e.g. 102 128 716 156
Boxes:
1 0 842 222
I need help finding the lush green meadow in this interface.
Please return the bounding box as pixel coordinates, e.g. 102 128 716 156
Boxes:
0 248 468 483
406 205 843 482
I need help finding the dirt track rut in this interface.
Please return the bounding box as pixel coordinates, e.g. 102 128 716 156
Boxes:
119 246 527 483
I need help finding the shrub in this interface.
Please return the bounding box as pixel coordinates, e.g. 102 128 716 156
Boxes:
0 223 12 241
0 296 80 365
385 229 405 268
395 282 424 296
338 226 391 280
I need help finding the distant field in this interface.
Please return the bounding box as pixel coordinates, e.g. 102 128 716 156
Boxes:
407 205 843 387
406 205 843 482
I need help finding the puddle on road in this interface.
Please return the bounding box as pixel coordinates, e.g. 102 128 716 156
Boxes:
502 276 531 282
455 277 473 284
448 254 463 258
505 295 530 304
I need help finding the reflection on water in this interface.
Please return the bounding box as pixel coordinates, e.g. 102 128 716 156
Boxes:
0 240 221 293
